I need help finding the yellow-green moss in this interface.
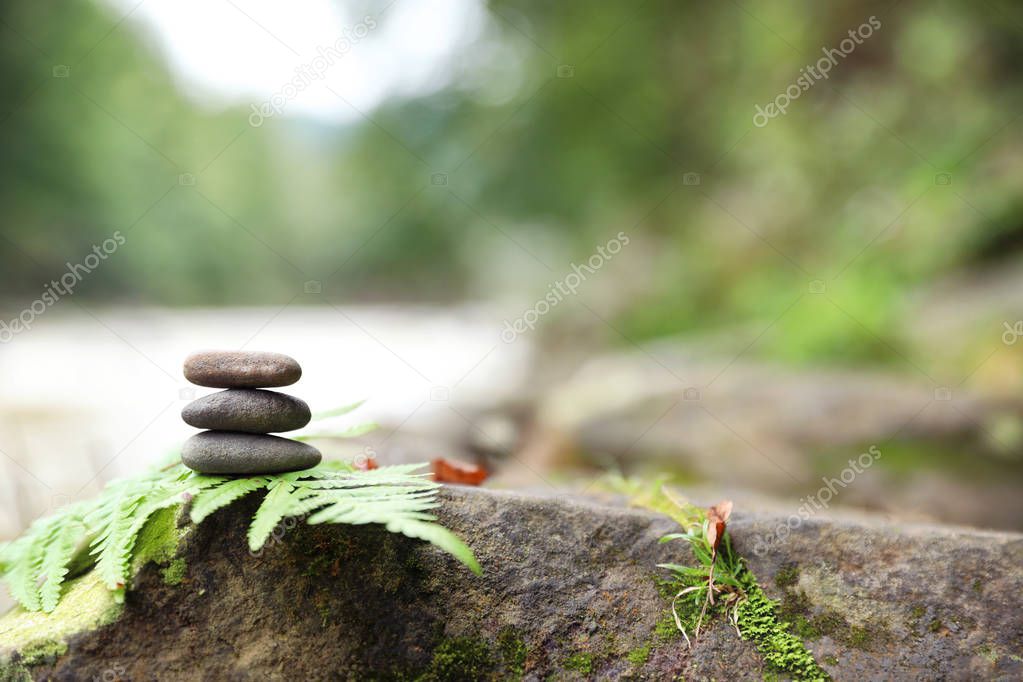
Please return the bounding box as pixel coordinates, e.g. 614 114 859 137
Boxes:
417 636 494 681
497 628 526 675
654 611 681 641
0 660 31 681
161 558 187 586
735 579 829 681
848 625 873 648
0 506 188 669
790 614 819 640
627 643 651 665
775 564 800 589
563 652 593 674
0 571 120 666
132 506 185 572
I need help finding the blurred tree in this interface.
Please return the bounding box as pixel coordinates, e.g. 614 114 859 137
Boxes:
1 0 1022 369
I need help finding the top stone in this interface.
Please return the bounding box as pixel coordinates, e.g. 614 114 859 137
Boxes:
183 350 302 388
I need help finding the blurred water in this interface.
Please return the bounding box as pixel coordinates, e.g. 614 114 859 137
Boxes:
0 304 532 541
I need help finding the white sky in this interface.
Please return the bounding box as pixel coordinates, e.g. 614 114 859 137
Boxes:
103 0 491 123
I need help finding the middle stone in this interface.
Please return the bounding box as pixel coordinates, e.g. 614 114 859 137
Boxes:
182 389 311 433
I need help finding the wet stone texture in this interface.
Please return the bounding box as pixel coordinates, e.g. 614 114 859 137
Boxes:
2 488 1021 680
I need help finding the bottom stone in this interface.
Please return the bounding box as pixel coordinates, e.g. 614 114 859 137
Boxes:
181 431 321 474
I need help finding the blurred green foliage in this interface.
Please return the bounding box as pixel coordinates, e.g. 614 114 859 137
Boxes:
2 0 1022 366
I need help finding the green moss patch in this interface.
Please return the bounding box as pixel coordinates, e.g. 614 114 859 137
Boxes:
654 611 681 641
417 636 494 681
562 652 593 674
131 506 185 571
497 628 526 675
0 571 120 666
0 506 189 669
160 558 187 586
735 578 829 681
775 564 800 588
627 643 651 665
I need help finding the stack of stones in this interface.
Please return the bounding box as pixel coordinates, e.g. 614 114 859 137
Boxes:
180 350 322 475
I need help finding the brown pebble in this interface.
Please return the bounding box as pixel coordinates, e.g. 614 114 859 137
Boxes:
184 350 302 388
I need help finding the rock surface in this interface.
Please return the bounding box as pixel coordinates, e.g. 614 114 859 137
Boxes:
2 487 1021 680
181 389 311 433
183 350 302 388
181 431 321 474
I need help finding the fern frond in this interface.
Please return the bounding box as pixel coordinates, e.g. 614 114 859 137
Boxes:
1 455 481 612
386 519 483 576
305 462 434 481
4 512 67 611
39 516 84 612
4 534 42 611
190 476 270 524
247 479 298 552
90 491 144 595
297 477 437 492
304 494 438 525
122 473 215 567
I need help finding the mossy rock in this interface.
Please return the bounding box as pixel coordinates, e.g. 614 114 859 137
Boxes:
1 489 1021 680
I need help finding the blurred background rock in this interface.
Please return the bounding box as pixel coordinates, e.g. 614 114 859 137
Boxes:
3 0 1023 615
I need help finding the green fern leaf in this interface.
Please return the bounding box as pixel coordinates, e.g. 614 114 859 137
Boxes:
247 480 298 552
39 517 84 612
190 476 270 524
4 534 41 611
304 495 437 525
304 462 435 482
387 518 482 576
122 474 210 565
302 488 479 575
90 491 144 595
1 454 481 612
